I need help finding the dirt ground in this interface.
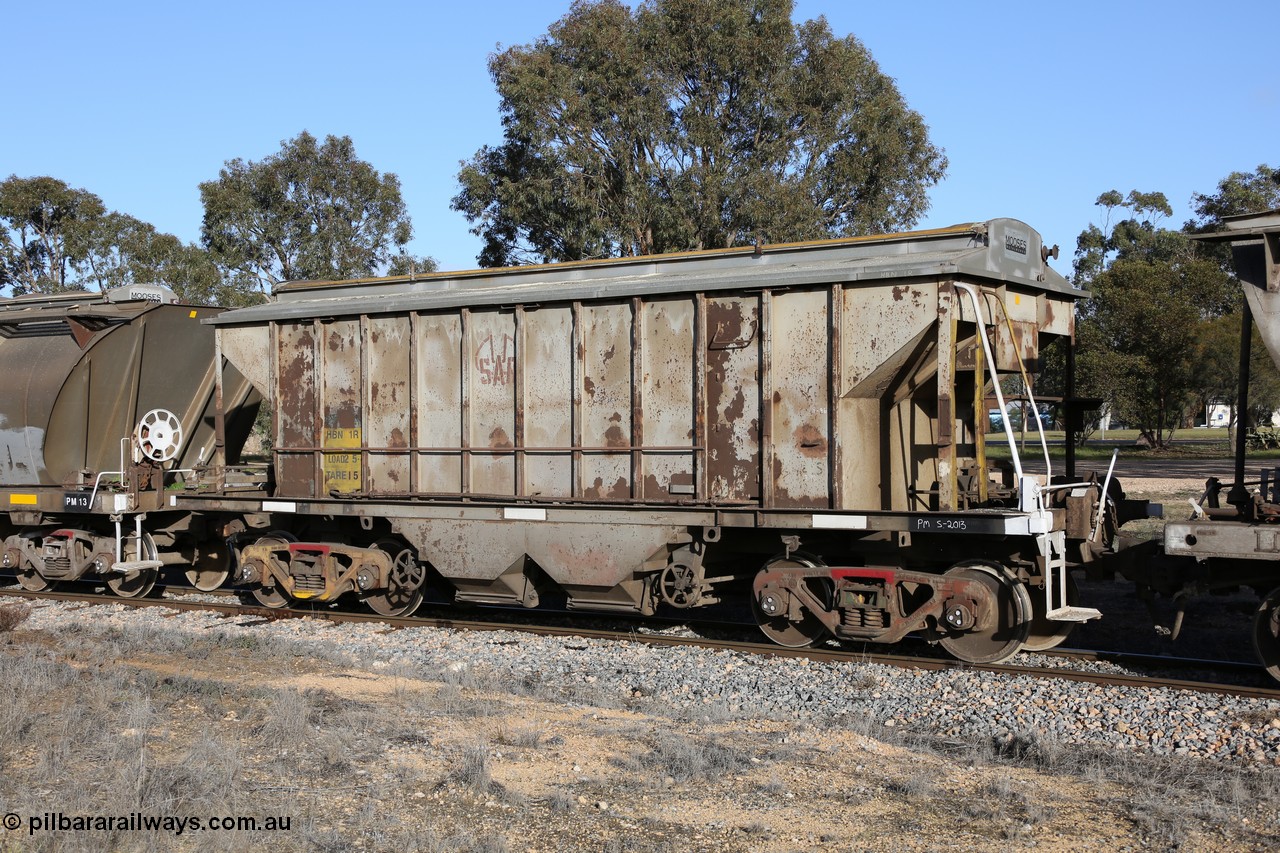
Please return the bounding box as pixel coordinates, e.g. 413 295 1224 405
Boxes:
2 602 1279 852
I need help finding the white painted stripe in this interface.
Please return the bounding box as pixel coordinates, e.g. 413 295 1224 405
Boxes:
262 501 297 513
170 494 177 507
504 507 547 521
1001 515 1046 535
811 514 867 530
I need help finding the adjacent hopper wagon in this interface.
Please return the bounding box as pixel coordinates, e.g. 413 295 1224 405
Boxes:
1153 210 1280 677
0 285 260 595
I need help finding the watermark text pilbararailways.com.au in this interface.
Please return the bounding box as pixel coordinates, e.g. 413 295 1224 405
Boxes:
4 811 291 836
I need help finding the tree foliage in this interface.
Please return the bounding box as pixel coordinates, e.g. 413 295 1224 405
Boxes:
1183 163 1280 433
200 132 427 291
1188 163 1280 229
0 175 230 303
81 212 251 306
0 175 105 295
1192 313 1280 433
1073 190 1234 448
453 0 947 267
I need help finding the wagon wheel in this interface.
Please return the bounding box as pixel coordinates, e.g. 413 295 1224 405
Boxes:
938 561 1031 665
185 537 231 592
1021 573 1080 652
17 566 53 592
1252 586 1280 681
14 530 54 591
365 538 426 618
250 532 295 609
752 555 831 648
106 533 159 599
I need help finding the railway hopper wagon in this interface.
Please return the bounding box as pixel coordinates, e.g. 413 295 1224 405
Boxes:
187 219 1116 662
0 285 260 596
1154 209 1280 679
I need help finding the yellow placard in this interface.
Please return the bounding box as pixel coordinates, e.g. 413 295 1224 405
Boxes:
8 494 37 505
322 427 362 493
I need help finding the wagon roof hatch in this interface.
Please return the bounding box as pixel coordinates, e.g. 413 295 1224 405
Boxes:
209 218 1084 325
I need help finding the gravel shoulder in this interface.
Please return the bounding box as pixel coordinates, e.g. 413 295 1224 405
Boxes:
2 592 1279 851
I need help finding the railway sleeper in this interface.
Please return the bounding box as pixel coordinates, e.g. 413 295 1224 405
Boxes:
238 541 393 606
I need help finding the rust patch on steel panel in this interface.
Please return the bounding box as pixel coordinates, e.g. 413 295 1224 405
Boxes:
366 315 411 494
706 296 761 502
543 541 621 581
583 476 629 501
793 424 828 458
642 474 664 499
639 298 695 502
721 386 746 421
842 286 938 399
415 313 464 495
277 322 318 497
321 319 362 494
469 311 517 496
892 286 926 307
521 306 573 498
768 290 830 508
604 423 628 448
581 303 632 499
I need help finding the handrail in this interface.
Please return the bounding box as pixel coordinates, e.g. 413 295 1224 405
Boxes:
952 283 1024 484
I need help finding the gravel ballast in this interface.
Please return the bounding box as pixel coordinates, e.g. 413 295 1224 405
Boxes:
14 598 1280 767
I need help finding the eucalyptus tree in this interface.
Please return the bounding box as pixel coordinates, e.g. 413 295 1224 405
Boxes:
201 131 428 292
453 0 947 267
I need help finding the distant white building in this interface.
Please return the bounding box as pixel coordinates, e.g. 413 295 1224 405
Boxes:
1202 402 1280 428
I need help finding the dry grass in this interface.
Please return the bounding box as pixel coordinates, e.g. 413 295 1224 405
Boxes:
0 601 31 633
1 610 1278 851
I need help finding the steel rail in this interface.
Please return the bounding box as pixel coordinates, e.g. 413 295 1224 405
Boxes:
3 585 1277 701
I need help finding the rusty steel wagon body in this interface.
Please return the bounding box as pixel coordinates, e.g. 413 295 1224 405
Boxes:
178 218 1112 661
0 285 260 596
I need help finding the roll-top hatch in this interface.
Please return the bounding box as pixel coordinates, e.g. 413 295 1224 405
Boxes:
0 286 179 349
209 218 1080 326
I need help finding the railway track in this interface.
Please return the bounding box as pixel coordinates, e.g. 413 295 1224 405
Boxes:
3 584 1277 701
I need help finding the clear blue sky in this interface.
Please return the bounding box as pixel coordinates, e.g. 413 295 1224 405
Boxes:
3 1 1275 276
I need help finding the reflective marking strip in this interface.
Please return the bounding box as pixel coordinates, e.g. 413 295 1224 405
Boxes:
8 494 37 505
263 501 297 513
1001 516 1047 535
811 514 867 530
170 495 177 507
504 507 546 521
114 494 131 513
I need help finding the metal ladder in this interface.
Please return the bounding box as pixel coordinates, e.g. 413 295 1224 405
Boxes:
1040 527 1100 622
